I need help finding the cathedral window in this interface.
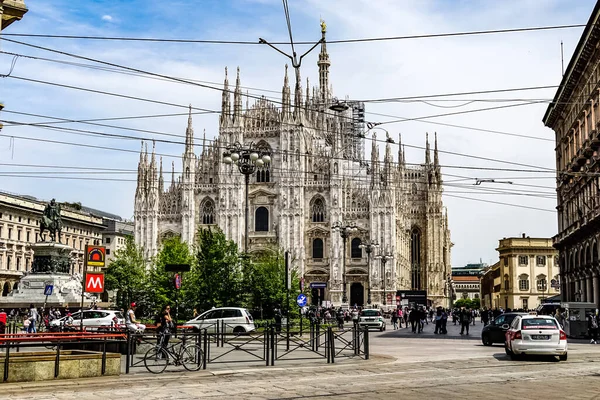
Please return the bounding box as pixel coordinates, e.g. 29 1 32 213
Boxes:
412 183 418 195
256 166 270 183
311 197 325 222
255 207 269 232
312 238 324 259
351 238 362 259
201 199 215 225
410 228 421 290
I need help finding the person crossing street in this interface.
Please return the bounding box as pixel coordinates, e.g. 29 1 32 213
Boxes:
459 306 472 335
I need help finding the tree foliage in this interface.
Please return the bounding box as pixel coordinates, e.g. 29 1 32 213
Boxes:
454 297 481 309
105 236 147 311
185 228 242 313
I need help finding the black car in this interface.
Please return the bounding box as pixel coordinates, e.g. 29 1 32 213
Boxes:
481 313 527 346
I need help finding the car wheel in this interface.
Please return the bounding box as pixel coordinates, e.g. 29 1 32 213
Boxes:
482 334 492 346
559 353 567 361
233 326 246 335
380 327 384 332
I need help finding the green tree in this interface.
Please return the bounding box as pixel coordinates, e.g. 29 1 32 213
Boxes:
471 297 481 309
454 298 473 309
186 227 242 313
244 251 300 319
105 236 147 311
147 236 194 320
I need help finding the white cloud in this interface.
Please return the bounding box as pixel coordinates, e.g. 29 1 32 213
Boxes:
101 15 113 22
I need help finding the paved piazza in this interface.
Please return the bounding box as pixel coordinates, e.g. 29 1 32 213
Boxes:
4 322 600 399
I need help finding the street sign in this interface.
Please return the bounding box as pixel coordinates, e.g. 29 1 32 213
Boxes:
296 294 307 307
310 282 327 289
85 273 105 293
44 285 53 296
85 245 106 268
174 273 182 290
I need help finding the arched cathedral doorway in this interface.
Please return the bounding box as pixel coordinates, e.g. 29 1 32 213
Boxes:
350 282 364 307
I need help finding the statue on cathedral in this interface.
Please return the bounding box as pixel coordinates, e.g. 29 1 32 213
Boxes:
40 198 63 242
320 19 327 34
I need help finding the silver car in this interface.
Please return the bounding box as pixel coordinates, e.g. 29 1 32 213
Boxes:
185 307 256 334
50 310 124 329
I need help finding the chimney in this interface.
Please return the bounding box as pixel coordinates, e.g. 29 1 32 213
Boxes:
522 233 526 238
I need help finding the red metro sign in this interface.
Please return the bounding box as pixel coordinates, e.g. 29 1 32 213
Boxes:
85 273 105 293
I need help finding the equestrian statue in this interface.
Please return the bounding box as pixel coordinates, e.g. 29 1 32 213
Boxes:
40 198 63 242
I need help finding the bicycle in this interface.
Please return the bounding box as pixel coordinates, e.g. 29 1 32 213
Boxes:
143 332 204 374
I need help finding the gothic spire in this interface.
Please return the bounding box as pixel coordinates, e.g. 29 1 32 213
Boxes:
293 67 303 119
384 133 393 186
185 105 194 155
434 131 439 167
397 133 404 169
158 156 164 194
371 132 380 187
202 129 207 156
171 161 175 189
317 19 331 102
282 64 291 118
425 133 431 165
233 67 242 122
220 67 231 126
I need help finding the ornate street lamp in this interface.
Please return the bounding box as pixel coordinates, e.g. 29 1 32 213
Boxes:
332 222 358 304
375 252 393 306
223 142 271 253
359 240 379 305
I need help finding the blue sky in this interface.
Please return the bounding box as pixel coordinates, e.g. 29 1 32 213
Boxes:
0 0 597 265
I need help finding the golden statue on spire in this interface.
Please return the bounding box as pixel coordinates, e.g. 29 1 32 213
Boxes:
320 19 327 34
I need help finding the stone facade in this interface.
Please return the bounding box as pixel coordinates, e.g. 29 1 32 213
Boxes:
482 236 559 310
543 2 600 308
102 218 134 263
0 192 107 297
0 0 28 31
134 26 452 307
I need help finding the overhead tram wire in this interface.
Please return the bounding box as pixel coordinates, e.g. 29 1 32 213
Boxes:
0 49 561 143
0 40 557 169
444 194 555 213
0 23 587 44
2 116 559 175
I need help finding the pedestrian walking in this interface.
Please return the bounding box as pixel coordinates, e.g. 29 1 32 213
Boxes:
159 304 174 351
588 309 599 344
391 312 398 330
434 307 442 334
481 308 489 326
441 308 448 334
397 309 403 328
459 307 472 335
27 303 39 333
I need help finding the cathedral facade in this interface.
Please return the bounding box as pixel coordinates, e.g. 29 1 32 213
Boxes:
134 26 452 307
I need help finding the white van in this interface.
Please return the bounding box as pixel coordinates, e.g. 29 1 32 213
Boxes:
185 307 256 334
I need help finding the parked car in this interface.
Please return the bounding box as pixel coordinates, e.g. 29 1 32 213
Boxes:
358 309 386 331
505 315 568 361
481 312 527 346
185 307 256 334
49 310 124 330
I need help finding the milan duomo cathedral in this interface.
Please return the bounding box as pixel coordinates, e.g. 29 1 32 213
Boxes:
134 24 452 307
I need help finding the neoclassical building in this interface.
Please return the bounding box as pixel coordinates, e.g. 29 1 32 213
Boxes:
134 25 452 307
543 2 600 307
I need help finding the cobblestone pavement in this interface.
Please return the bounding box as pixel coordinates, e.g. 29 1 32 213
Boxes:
4 328 600 400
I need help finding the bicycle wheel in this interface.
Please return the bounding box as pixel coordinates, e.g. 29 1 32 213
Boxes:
144 347 169 374
181 344 204 371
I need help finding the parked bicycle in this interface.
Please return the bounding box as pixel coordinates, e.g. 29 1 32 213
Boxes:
143 332 204 373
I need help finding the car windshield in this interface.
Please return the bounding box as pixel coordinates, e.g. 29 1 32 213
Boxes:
522 318 558 330
361 310 381 317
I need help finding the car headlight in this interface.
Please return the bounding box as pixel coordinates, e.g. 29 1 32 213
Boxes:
379 318 383 322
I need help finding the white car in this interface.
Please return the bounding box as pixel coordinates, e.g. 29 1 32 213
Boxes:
358 309 386 331
505 315 568 361
50 310 124 330
185 307 256 334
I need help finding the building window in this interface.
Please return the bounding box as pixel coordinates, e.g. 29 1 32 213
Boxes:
518 256 528 265
106 249 111 255
105 237 111 244
16 258 20 271
7 256 11 270
18 216 21 222
7 228 12 240
201 198 215 225
311 197 325 223
255 207 269 232
536 256 546 266
519 274 529 291
351 238 362 259
256 166 270 183
536 275 547 291
17 230 21 241
26 231 30 242
522 298 528 310
504 274 509 290
312 238 324 259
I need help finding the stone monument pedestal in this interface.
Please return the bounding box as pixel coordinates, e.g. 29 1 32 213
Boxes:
0 242 88 308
